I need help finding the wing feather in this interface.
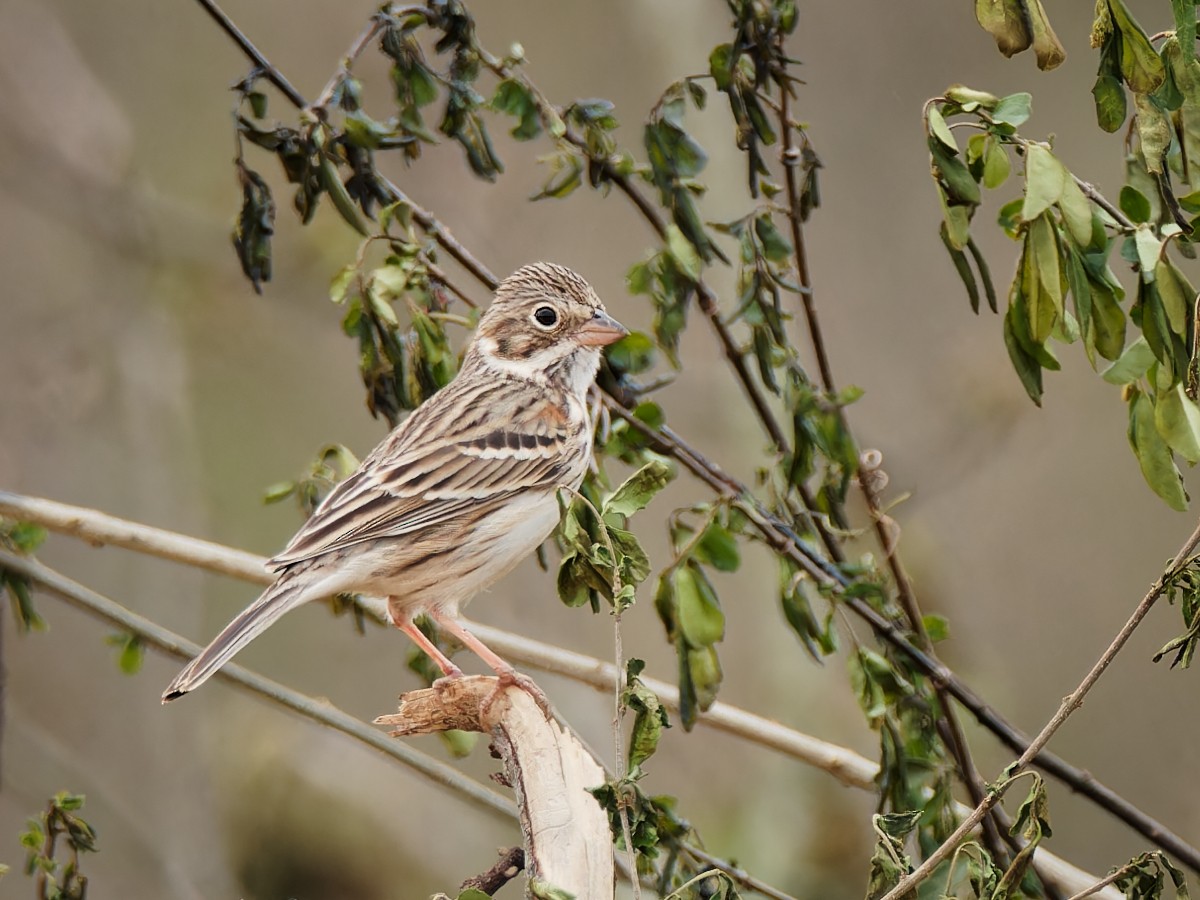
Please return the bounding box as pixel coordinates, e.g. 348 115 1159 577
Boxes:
268 376 583 570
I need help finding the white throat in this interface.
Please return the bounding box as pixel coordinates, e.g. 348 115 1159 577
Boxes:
474 336 601 400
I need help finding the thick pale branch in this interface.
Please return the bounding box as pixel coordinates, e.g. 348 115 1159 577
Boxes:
377 676 613 898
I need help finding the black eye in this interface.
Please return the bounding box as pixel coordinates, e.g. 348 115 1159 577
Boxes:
533 306 558 327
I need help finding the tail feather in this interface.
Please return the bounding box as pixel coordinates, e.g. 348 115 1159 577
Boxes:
162 575 312 703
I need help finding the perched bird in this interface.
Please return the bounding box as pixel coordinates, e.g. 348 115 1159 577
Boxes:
162 262 626 703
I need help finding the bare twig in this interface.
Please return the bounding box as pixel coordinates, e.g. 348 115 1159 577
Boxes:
879 518 1200 900
309 14 387 115
460 846 524 896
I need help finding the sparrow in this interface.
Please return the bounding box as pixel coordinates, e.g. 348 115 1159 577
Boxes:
162 262 627 703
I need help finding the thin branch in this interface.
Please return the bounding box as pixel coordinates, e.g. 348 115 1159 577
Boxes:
858 458 1015 876
0 549 514 819
779 85 835 393
192 0 307 109
879 518 1200 900
309 15 387 115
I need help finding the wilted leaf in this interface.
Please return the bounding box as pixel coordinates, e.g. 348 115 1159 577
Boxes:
604 459 674 517
1156 382 1200 463
1102 336 1156 384
975 0 1032 57
1022 144 1066 220
674 563 725 647
1110 0 1167 93
1129 388 1189 510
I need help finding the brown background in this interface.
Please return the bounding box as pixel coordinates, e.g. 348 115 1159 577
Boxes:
2 1 1197 897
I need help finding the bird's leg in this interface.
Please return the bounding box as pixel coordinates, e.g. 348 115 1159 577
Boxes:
428 612 554 719
395 615 464 679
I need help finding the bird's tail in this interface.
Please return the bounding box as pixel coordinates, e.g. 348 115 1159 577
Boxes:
161 572 313 703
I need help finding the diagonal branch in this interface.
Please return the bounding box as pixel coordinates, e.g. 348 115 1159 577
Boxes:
878 517 1200 900
0 548 514 818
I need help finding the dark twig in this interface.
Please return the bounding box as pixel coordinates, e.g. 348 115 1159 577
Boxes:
603 399 1200 874
192 0 307 109
460 846 525 896
779 85 835 394
783 75 1024 881
310 14 388 115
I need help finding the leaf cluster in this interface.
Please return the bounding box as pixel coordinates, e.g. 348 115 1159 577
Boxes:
927 28 1200 509
19 793 96 900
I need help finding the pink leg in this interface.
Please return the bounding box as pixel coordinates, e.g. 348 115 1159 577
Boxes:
429 612 552 718
397 618 464 678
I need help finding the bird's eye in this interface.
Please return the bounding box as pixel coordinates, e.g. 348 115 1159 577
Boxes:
533 306 558 328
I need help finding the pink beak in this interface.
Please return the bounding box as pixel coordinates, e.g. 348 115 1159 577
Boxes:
576 309 628 347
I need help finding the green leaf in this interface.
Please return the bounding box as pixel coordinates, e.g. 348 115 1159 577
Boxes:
929 138 981 205
694 521 740 572
105 632 144 675
927 106 958 152
623 659 670 771
1109 0 1168 92
1092 73 1128 133
664 224 702 281
606 332 656 375
983 137 1011 189
1157 382 1200 463
940 222 981 312
674 563 725 647
754 214 793 262
1022 144 1066 221
1155 256 1194 336
1102 336 1156 384
945 85 1000 110
1119 185 1153 224
923 614 950 642
991 91 1033 126
1057 178 1093 247
1134 226 1164 279
1004 301 1044 405
317 155 368 236
1173 0 1196 62
1129 388 1189 510
603 459 674 517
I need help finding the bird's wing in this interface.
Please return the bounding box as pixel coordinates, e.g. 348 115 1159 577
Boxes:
268 378 582 570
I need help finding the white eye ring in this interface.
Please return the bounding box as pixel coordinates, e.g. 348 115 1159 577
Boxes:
532 305 558 328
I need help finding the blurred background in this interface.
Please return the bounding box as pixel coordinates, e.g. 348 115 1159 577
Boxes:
2 0 1198 897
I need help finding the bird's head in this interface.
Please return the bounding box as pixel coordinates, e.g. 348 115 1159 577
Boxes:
468 263 627 390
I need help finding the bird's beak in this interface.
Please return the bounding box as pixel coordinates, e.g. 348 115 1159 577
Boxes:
576 309 629 347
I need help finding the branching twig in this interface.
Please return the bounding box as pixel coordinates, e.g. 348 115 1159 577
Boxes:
879 518 1200 900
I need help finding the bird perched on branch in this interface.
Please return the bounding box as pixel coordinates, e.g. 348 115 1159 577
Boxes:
162 262 627 705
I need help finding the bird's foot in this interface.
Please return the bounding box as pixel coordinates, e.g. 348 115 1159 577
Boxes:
481 667 554 721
